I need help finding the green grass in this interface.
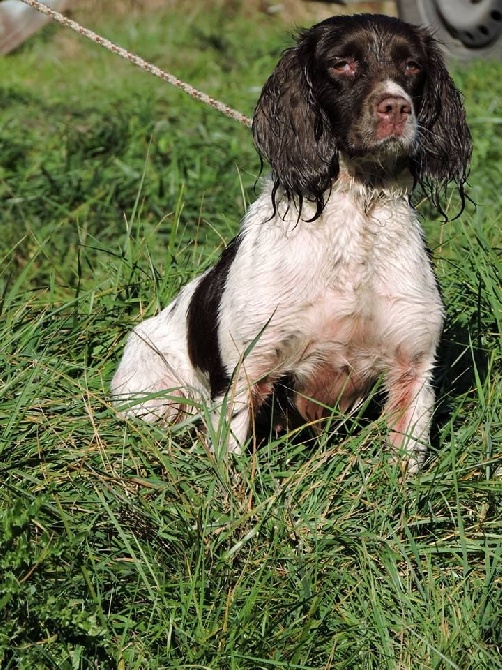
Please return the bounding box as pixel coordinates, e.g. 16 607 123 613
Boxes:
1 4 501 668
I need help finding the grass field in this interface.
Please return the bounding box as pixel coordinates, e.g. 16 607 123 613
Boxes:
0 3 501 668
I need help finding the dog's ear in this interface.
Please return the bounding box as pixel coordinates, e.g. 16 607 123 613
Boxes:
252 44 339 213
412 33 472 213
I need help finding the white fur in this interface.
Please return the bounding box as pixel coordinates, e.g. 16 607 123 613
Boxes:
109 8 468 476
112 165 443 471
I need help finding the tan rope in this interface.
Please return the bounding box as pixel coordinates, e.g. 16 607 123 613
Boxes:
18 0 253 128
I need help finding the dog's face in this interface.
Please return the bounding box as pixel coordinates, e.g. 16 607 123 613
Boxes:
253 14 472 215
310 20 428 158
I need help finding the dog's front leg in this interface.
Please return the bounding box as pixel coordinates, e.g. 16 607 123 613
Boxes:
208 389 250 456
384 361 436 474
209 368 276 456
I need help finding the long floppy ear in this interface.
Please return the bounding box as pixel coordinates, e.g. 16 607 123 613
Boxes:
252 44 339 215
412 33 472 214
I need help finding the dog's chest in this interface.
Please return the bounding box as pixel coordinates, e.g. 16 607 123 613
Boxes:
272 193 431 306
223 191 442 373
300 199 428 336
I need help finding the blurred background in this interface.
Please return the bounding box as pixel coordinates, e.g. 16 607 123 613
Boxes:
1 0 501 59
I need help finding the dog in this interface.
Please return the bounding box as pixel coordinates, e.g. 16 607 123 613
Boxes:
111 14 472 472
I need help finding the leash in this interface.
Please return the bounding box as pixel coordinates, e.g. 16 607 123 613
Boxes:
18 0 253 128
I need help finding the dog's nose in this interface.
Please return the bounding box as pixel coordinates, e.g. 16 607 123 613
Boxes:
376 96 412 124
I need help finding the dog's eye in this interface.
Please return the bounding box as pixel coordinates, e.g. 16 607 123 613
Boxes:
404 59 422 75
329 59 356 76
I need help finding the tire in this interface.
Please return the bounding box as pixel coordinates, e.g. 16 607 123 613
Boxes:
396 0 502 60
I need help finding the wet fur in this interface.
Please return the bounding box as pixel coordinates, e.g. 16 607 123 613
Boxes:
111 14 471 472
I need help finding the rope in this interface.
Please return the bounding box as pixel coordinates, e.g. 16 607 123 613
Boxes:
18 0 253 128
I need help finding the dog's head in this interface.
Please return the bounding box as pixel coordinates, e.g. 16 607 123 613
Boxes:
253 14 472 217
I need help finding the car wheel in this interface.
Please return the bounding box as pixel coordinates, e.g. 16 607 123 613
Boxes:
396 0 502 60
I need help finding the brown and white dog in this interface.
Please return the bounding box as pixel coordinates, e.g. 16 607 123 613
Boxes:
111 14 471 472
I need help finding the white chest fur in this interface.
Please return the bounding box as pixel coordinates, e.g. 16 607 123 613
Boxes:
112 177 445 470
218 183 444 386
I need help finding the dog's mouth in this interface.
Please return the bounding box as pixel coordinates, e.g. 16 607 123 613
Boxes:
374 117 417 152
376 119 411 140
376 131 415 152
343 120 416 160
343 132 414 164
